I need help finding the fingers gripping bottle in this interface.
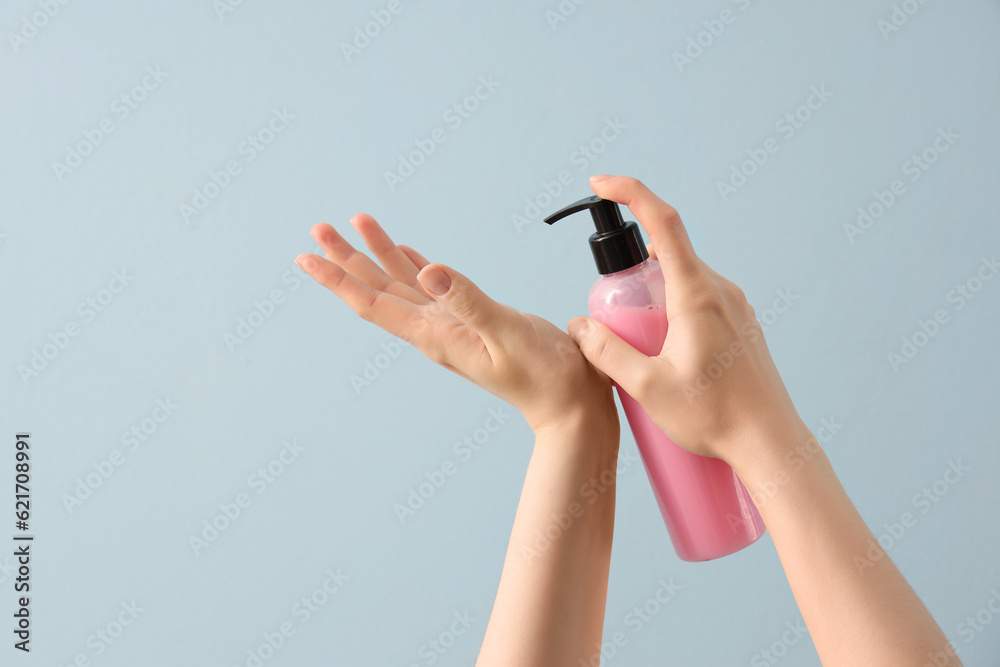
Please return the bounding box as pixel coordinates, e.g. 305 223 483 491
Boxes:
545 196 765 561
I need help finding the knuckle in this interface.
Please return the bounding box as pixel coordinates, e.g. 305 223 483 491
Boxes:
687 282 726 314
743 315 764 341
358 290 380 323
446 293 479 324
724 281 748 307
659 204 682 229
586 334 621 375
587 334 612 365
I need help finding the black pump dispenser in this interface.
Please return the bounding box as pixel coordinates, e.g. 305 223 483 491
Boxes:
543 195 648 275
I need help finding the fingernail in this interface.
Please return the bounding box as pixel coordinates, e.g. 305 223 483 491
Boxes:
419 266 451 296
295 254 315 271
567 318 591 341
590 174 613 183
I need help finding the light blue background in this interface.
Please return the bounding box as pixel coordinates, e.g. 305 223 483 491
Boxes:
2 1 999 665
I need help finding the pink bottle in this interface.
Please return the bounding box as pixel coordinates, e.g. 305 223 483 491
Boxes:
545 196 765 561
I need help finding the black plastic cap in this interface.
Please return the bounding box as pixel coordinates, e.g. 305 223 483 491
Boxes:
544 196 648 275
589 221 648 274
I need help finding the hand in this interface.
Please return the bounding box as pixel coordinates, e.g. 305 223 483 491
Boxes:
565 176 958 667
567 175 805 462
295 214 617 436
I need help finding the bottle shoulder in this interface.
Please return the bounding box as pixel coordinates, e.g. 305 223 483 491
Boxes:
588 260 666 315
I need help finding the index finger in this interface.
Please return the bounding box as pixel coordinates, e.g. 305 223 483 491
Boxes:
589 175 701 298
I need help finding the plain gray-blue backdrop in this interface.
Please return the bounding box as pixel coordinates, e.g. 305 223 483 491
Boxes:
2 1 999 665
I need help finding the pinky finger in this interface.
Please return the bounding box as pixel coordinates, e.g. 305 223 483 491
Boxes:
399 244 433 297
399 244 430 269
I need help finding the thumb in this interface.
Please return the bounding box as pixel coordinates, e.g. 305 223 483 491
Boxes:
567 316 659 396
417 263 509 333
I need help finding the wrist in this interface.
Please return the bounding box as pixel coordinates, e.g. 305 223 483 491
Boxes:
728 414 826 491
528 398 620 456
525 399 619 444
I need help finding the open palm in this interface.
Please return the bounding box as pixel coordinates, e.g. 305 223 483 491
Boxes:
295 214 613 432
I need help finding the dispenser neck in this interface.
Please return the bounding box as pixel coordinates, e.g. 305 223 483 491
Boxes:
589 222 648 274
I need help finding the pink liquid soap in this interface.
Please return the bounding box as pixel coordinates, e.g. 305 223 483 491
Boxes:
544 195 764 561
591 262 766 562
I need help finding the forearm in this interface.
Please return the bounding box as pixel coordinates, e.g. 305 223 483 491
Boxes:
733 420 959 666
477 406 620 667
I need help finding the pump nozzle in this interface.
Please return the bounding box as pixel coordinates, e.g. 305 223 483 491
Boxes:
544 195 626 234
544 195 648 275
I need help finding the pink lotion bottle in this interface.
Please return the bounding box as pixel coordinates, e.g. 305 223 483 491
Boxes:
545 196 765 561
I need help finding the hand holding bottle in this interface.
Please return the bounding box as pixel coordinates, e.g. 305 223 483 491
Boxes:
568 175 959 666
567 175 806 465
